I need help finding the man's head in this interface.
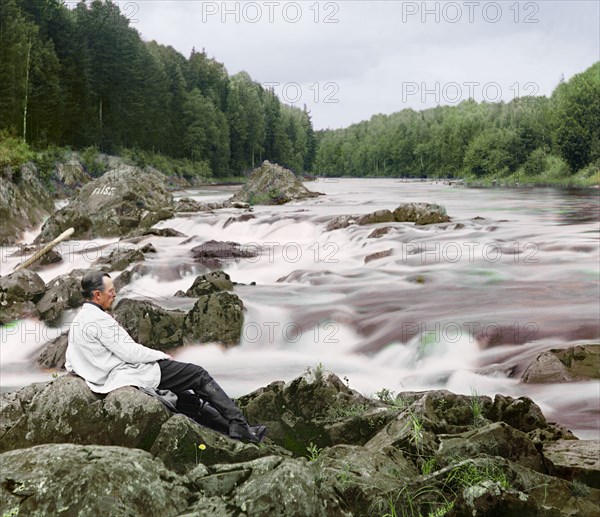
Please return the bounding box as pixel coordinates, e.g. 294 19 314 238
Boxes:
81 271 115 310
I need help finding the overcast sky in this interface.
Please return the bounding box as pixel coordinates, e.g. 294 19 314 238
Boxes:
125 0 599 129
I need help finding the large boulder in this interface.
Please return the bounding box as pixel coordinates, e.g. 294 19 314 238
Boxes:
185 271 235 297
543 440 600 488
0 269 46 323
35 332 68 369
113 298 186 351
94 242 155 272
53 156 92 196
392 202 450 225
436 421 546 473
229 457 349 517
36 272 84 325
0 163 54 245
150 414 286 474
183 292 245 346
522 344 600 383
0 376 170 453
237 368 396 456
35 165 174 242
0 444 190 517
230 160 322 205
314 444 417 515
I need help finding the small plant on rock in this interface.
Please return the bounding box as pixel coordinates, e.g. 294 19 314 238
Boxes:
470 387 486 427
306 442 322 462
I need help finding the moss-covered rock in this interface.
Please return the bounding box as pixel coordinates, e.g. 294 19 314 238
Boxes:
230 160 322 205
113 298 186 351
183 291 245 346
522 344 600 383
0 444 190 517
35 164 174 242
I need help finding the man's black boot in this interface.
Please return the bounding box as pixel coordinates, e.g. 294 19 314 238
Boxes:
195 380 262 443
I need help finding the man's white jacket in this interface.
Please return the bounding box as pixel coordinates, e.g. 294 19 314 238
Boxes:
65 302 169 393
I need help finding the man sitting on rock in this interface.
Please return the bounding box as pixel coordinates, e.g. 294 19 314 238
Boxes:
65 271 266 443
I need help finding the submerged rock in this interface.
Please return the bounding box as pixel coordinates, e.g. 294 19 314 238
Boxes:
191 240 258 270
327 202 450 231
230 160 322 205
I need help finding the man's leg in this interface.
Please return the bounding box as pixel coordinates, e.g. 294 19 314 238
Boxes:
176 392 229 434
157 359 264 442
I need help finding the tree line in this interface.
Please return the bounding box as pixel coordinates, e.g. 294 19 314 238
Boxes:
1 1 597 184
314 63 599 183
0 0 316 177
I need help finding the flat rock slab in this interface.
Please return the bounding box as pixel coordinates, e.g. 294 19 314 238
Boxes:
543 439 600 488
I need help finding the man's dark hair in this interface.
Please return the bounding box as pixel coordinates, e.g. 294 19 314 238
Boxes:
81 271 111 299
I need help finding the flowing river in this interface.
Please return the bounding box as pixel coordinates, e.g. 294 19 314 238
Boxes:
1 179 599 438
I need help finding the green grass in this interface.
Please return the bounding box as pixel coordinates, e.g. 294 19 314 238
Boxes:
445 460 510 492
470 387 486 427
326 402 371 419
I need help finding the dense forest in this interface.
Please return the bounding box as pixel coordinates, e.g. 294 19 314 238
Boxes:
0 0 598 184
0 0 316 177
315 63 600 184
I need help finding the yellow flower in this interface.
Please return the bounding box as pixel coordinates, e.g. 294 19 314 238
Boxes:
198 444 206 451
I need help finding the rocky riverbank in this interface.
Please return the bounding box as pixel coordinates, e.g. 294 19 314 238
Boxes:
1 368 598 516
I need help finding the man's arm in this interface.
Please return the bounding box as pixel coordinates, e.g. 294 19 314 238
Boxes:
95 316 170 364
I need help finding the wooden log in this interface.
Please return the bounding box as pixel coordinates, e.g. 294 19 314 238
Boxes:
11 228 75 274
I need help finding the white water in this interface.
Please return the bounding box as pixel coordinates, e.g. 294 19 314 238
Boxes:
1 179 599 438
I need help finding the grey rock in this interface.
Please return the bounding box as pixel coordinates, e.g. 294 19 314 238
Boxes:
183 292 245 346
0 163 54 245
365 248 393 264
230 160 322 205
150 414 286 474
393 202 450 225
315 444 417 515
0 376 170 453
357 209 395 225
174 197 213 213
237 368 394 456
0 269 46 324
437 421 546 473
223 213 255 228
367 226 393 238
35 332 68 369
35 164 174 242
491 394 547 433
36 272 84 325
522 344 600 383
543 440 600 488
232 457 350 517
113 298 186 351
191 240 258 270
0 443 189 517
185 271 235 297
